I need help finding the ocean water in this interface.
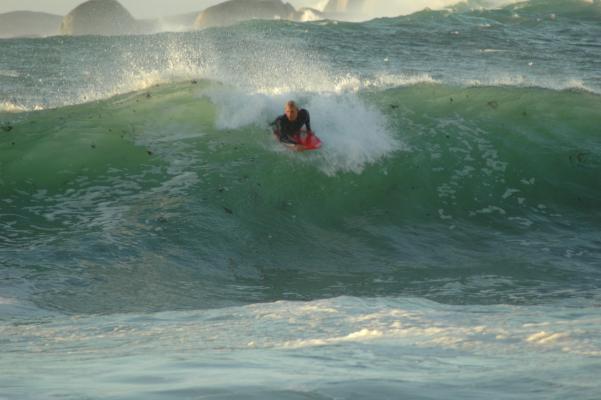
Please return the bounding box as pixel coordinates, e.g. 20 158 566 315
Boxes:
1 1 601 398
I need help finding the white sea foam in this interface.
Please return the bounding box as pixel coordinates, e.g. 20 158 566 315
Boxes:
2 297 599 398
0 101 27 113
283 328 384 348
203 87 274 130
0 101 45 113
4 296 597 358
527 331 570 345
202 85 403 175
0 69 20 78
309 94 403 175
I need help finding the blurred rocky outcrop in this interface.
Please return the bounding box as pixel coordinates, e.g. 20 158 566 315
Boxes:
59 0 139 36
10 0 326 38
194 0 298 29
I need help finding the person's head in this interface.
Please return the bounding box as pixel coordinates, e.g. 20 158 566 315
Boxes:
285 101 299 121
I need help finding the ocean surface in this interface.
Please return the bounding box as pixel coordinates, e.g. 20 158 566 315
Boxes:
1 1 601 398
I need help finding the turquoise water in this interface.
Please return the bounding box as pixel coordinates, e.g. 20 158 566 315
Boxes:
1 1 601 398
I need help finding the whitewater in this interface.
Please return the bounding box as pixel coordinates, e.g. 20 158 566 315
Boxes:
1 1 601 399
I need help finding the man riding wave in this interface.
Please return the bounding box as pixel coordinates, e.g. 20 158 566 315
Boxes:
272 100 312 144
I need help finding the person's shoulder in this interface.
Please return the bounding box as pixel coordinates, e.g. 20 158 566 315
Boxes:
299 108 310 117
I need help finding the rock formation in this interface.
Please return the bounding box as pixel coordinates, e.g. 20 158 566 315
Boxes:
59 0 138 36
194 0 297 29
5 0 327 38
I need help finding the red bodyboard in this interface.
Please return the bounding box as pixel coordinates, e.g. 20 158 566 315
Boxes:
273 130 322 151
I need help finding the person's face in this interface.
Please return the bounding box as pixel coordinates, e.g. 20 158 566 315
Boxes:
285 106 298 121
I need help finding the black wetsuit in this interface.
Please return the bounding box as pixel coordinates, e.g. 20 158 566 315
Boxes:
272 109 312 144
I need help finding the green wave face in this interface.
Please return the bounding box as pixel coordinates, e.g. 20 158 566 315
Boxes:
3 81 600 216
2 81 600 312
